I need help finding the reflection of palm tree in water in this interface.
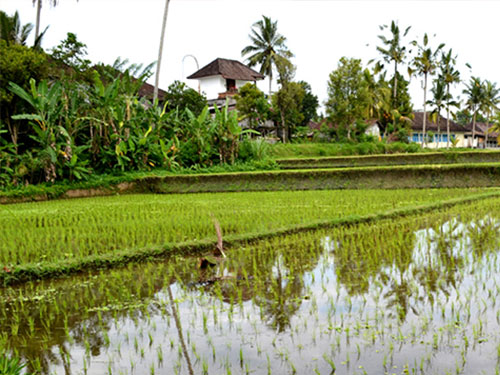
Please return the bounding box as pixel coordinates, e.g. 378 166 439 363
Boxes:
332 218 477 322
167 284 194 375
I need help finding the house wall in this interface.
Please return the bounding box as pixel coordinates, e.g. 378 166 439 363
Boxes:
410 132 475 148
236 80 249 90
199 75 226 100
198 76 254 100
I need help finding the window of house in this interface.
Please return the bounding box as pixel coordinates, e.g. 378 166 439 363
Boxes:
226 79 236 91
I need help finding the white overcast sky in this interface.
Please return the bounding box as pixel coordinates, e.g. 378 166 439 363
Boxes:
2 0 500 114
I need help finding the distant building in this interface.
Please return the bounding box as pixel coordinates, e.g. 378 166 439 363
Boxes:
187 58 264 110
410 112 499 148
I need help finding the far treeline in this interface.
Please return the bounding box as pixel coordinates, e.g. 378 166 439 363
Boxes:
1 10 499 188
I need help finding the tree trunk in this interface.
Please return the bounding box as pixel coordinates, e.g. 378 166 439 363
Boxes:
154 0 170 103
485 116 490 149
446 85 450 149
421 73 428 147
35 0 42 41
268 71 272 98
280 111 286 143
393 61 398 107
436 116 440 149
472 111 477 148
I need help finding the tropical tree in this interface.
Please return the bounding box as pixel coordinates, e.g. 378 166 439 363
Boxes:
410 33 444 147
0 40 48 151
51 32 90 71
297 81 319 126
480 80 500 147
241 15 292 96
164 80 207 117
154 0 170 102
0 11 33 46
439 49 460 148
489 111 500 145
326 57 371 140
32 0 77 43
271 57 304 142
234 82 270 131
427 78 447 147
463 77 485 148
375 20 411 108
363 68 391 121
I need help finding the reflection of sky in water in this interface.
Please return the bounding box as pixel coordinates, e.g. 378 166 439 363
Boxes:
2 215 500 375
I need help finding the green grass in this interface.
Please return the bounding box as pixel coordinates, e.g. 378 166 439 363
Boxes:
268 142 424 158
142 162 500 193
276 150 500 169
0 159 279 202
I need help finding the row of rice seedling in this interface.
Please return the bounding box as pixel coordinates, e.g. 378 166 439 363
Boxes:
1 197 499 374
0 188 494 268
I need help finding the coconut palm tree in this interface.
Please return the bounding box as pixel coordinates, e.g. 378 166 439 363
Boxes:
0 11 33 45
241 15 292 97
375 20 411 108
463 77 486 148
440 49 460 148
411 33 444 147
489 112 500 145
0 10 46 48
480 80 500 148
427 78 447 148
153 0 170 102
31 0 78 43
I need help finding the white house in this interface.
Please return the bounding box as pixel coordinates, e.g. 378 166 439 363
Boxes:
411 112 500 148
187 58 264 102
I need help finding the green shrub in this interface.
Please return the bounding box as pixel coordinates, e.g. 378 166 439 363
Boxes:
238 138 270 162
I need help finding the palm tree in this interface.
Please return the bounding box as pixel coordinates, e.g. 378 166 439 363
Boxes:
31 0 77 43
489 112 500 145
363 68 391 121
480 80 500 148
241 15 292 97
153 0 170 102
427 78 448 148
440 49 460 148
375 20 411 108
411 33 444 147
0 11 33 46
463 77 485 148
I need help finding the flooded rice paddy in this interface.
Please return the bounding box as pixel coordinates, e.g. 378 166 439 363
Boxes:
1 198 500 375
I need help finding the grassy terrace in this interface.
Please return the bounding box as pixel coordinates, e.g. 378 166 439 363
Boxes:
1 188 499 284
141 162 500 193
276 150 500 169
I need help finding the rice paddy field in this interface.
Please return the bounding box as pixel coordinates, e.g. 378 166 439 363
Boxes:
1 183 500 375
0 195 499 374
0 188 496 267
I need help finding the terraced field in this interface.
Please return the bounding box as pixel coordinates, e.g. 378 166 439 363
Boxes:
1 151 500 375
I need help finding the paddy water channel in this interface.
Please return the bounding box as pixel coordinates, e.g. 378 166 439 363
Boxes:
1 198 500 375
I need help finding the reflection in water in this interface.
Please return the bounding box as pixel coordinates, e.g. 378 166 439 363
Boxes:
1 198 499 374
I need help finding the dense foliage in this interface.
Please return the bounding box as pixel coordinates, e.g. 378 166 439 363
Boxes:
0 34 266 187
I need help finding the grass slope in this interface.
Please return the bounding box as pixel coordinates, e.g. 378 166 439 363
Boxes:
276 150 500 169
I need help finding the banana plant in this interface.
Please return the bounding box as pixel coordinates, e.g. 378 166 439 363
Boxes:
213 100 259 164
9 78 66 182
178 105 215 165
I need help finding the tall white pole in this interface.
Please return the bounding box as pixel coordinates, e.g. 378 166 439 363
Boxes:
154 0 170 102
